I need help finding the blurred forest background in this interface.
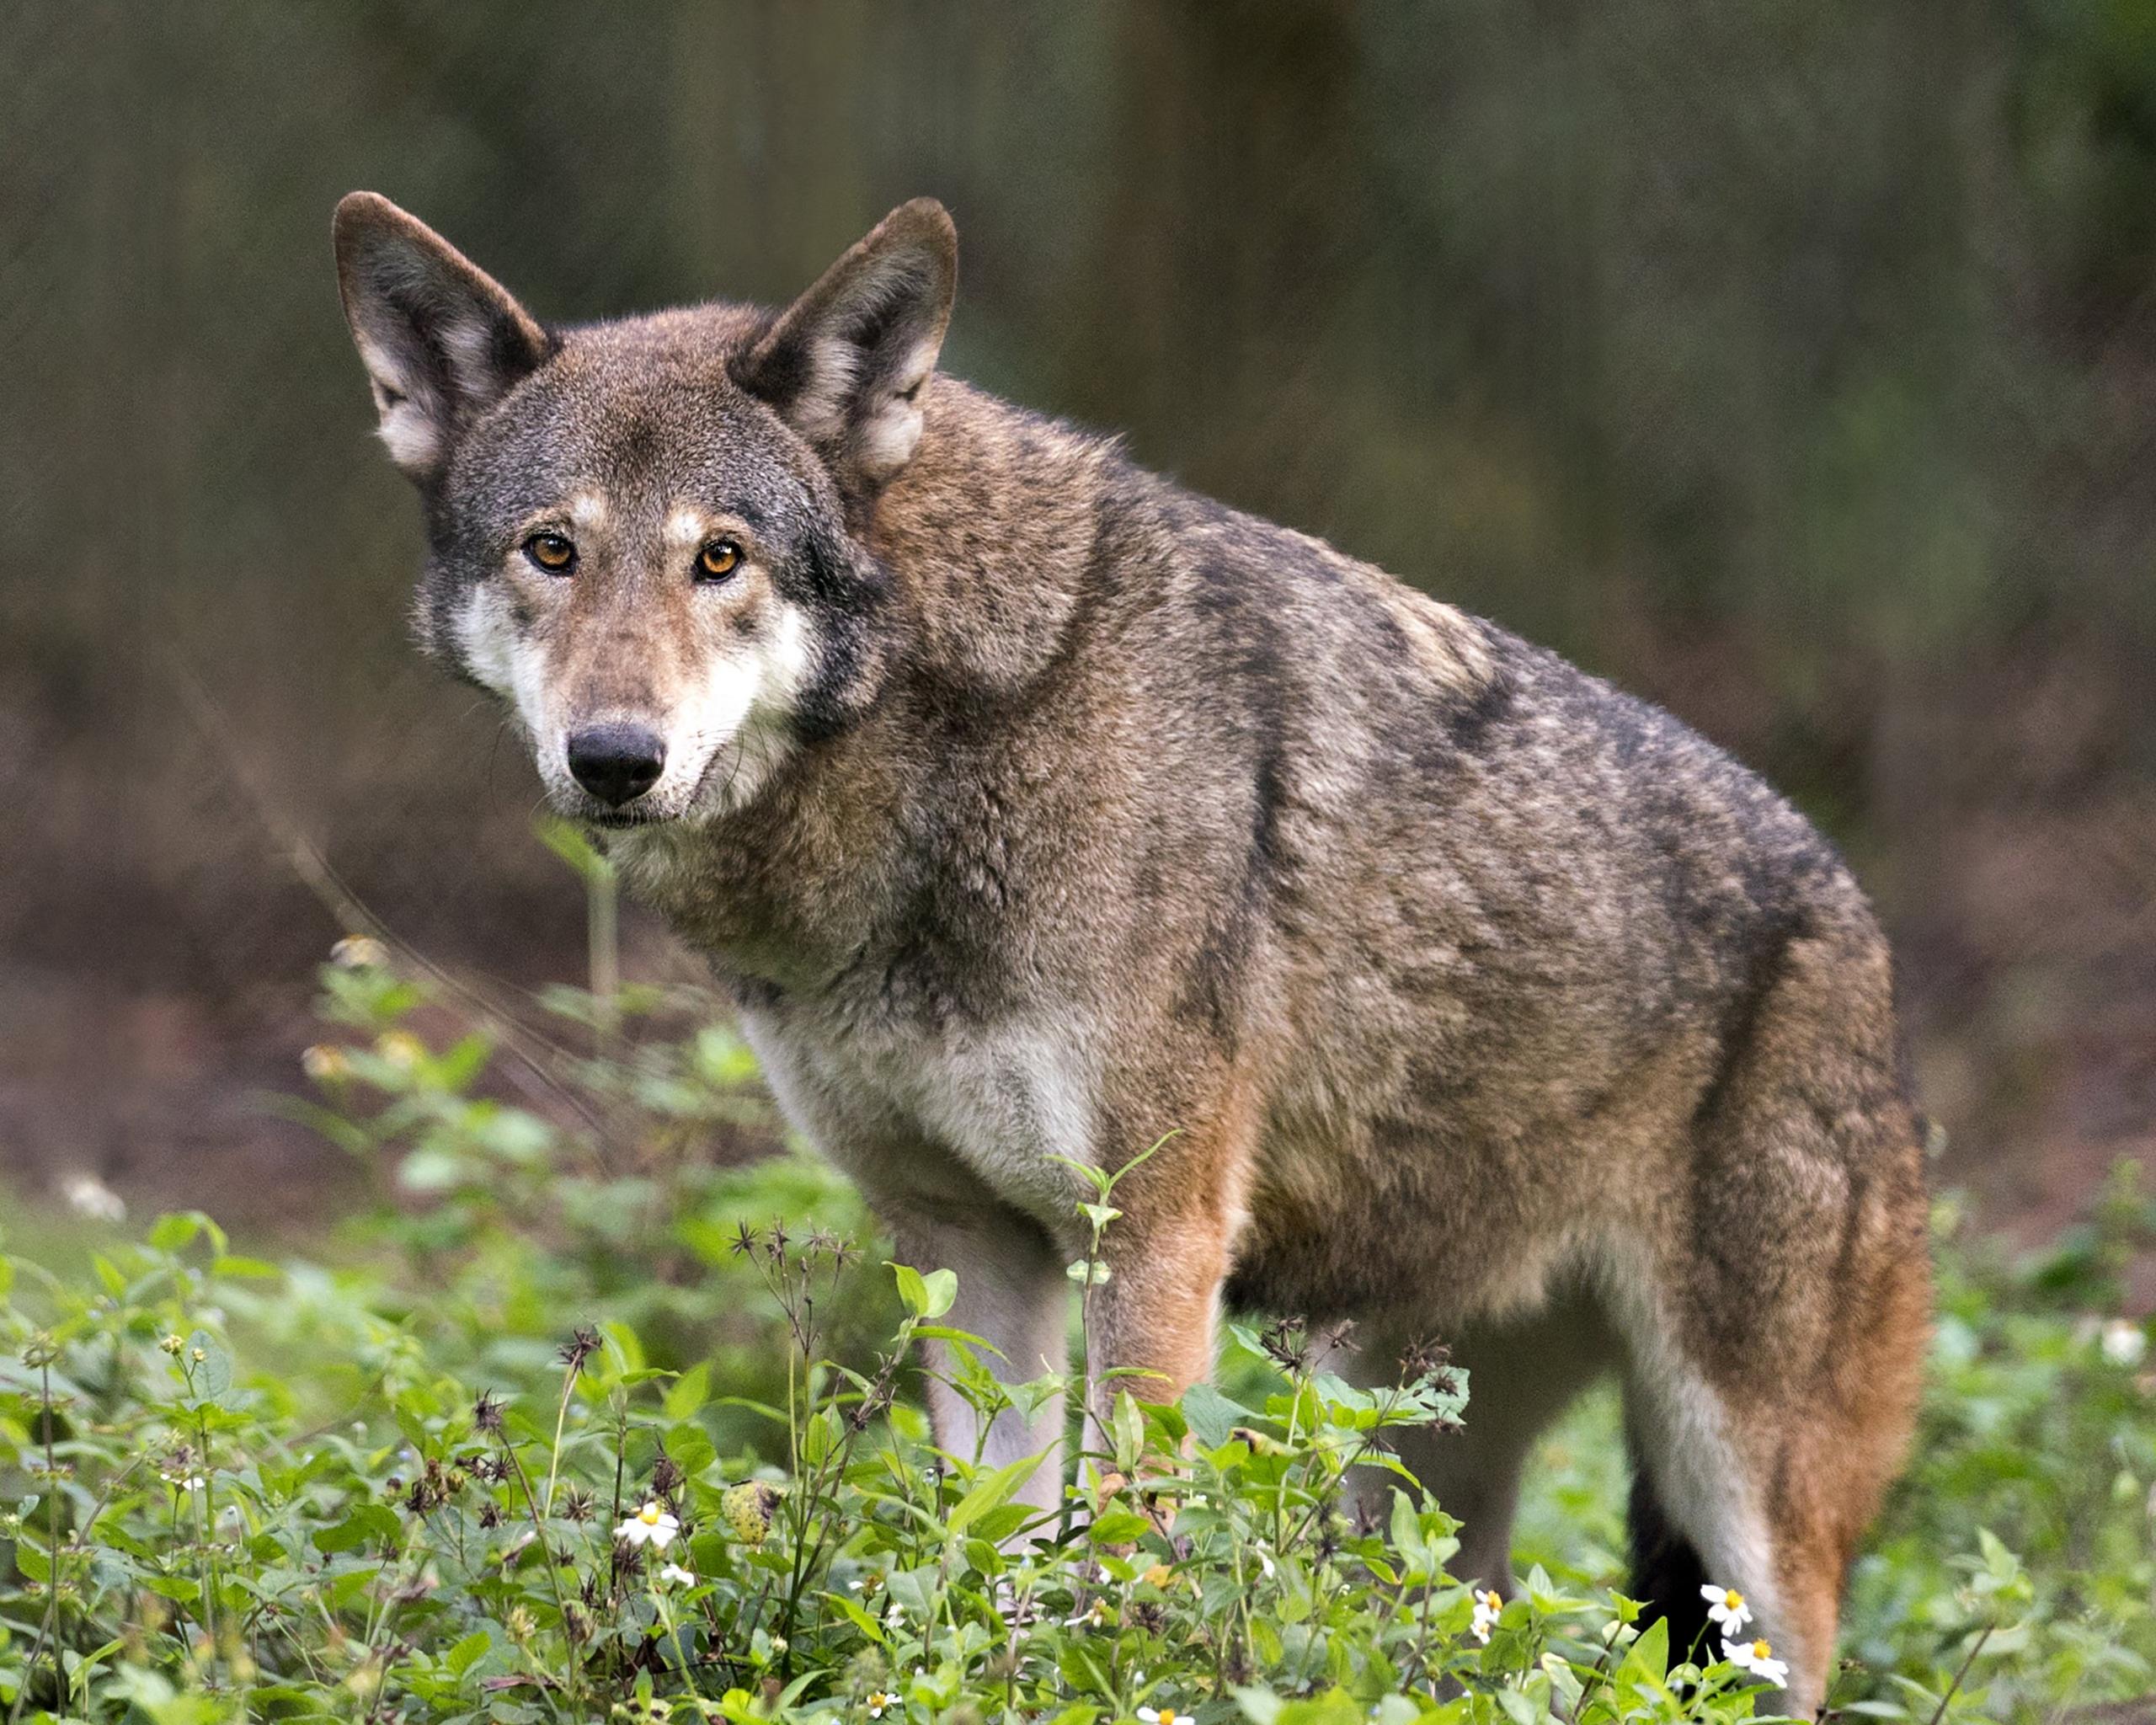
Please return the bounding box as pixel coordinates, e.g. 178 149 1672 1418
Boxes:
0 2 2150 1249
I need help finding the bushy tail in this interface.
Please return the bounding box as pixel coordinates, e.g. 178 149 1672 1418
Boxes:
1627 1468 1712 1663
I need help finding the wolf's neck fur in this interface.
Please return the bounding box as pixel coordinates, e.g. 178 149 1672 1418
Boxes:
867 377 1129 696
606 376 1130 991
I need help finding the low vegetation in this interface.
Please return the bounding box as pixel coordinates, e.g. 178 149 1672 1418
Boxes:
2 916 2151 1723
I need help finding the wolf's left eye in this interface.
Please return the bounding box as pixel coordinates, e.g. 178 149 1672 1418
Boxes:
696 540 743 581
523 532 576 573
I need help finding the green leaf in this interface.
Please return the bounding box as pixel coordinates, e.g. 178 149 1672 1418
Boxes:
919 1267 958 1319
1618 1615 1668 1685
147 1213 202 1252
1181 1381 1249 1450
666 1426 717 1482
969 1502 1038 1544
1112 1390 1145 1474
947 1450 1046 1536
1087 1509 1153 1546
1057 1641 1112 1696
820 1589 889 1645
891 1263 931 1316
1235 1687 1284 1725
664 1362 711 1422
802 1403 844 1467
184 1329 233 1402
1495 1686 1545 1725
445 1629 492 1678
536 815 614 884
1388 1488 1428 1574
313 1504 400 1554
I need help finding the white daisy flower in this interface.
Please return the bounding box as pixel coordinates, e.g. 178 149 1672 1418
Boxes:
658 1562 696 1586
866 1694 894 1719
1136 1706 1185 1725
1723 1637 1789 1686
61 1173 125 1224
1066 1596 1114 1630
1470 1587 1504 1643
331 934 390 969
1700 1583 1753 1632
615 1500 681 1550
2102 1318 2148 1368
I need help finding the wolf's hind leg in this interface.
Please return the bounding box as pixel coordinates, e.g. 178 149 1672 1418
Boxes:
1353 1297 1613 1595
1620 917 1931 1715
1617 1226 1926 1717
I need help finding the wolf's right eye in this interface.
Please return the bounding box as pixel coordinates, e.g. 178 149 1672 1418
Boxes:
523 532 576 574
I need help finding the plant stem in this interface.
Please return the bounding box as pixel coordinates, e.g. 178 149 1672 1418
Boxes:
7 1359 61 1725
1924 1621 1995 1725
499 1437 584 1713
542 1357 579 1520
587 854 618 1044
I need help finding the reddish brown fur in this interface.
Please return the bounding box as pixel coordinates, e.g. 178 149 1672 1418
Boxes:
334 194 1931 1713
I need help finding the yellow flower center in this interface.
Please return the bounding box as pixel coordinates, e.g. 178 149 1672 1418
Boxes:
1752 1640 1771 1659
1159 1712 1180 1725
638 1503 662 1525
1481 1590 1502 1610
1725 1590 1743 1609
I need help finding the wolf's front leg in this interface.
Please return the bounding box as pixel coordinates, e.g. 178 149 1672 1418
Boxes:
1074 1085 1254 1459
1082 1198 1236 1449
883 1195 1071 1517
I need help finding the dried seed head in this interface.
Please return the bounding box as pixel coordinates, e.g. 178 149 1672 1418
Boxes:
1399 1336 1453 1381
472 1391 505 1434
557 1327 601 1377
1259 1316 1311 1374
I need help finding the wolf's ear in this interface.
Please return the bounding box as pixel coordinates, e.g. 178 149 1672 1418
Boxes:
733 199 958 490
333 192 550 483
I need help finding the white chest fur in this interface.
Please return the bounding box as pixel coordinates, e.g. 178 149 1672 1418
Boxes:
737 1003 1101 1233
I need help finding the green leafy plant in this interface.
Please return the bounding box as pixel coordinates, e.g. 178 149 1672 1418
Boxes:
0 935 2151 1722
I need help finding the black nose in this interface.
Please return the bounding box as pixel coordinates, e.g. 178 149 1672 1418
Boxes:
565 723 665 808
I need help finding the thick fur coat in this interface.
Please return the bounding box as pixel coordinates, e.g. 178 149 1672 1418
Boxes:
335 194 1929 1713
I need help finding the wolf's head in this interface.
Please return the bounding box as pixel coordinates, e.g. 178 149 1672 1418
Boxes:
333 194 955 825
